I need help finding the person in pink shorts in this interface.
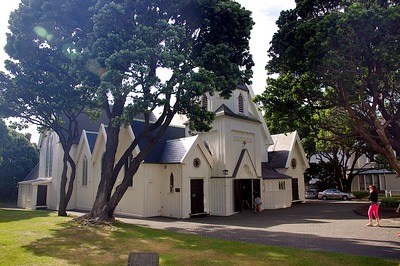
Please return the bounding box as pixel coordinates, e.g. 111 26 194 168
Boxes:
366 185 380 227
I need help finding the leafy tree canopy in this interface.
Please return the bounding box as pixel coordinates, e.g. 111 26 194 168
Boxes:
1 0 97 216
77 0 255 221
0 120 38 202
257 0 400 175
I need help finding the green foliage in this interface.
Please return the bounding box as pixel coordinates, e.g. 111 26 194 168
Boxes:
83 0 255 219
2 0 97 126
380 197 399 208
352 191 369 199
0 120 39 202
86 0 254 129
0 209 397 265
0 0 99 215
257 0 400 182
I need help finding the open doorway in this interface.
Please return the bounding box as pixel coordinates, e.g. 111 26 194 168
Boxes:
36 185 47 209
234 179 261 212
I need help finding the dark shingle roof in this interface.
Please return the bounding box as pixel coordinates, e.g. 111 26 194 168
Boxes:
215 104 260 123
160 136 197 164
261 162 291 179
64 111 157 144
268 150 290 168
22 163 39 181
267 132 297 168
131 120 185 163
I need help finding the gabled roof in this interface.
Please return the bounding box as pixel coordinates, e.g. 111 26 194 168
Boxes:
261 162 291 179
67 111 109 144
131 120 186 163
21 163 39 182
85 131 98 153
268 131 309 169
232 149 258 178
215 104 261 123
352 168 395 175
41 111 158 146
19 163 52 185
268 150 290 168
160 136 197 164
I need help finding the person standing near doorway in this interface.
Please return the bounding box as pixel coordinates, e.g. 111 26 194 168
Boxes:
254 193 262 213
366 185 380 227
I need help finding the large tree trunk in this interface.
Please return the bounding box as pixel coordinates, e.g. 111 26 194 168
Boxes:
58 143 76 216
84 105 175 223
58 152 69 216
88 125 121 222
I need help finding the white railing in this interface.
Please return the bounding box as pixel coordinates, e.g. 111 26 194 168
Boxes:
385 190 400 197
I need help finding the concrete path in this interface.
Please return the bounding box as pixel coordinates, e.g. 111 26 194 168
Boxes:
73 200 400 260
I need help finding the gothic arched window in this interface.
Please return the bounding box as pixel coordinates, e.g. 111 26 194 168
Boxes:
169 173 174 193
45 135 53 177
82 155 88 186
201 94 208 110
238 93 244 113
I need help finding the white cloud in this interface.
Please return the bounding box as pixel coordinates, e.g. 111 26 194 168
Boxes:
0 0 20 71
236 0 295 95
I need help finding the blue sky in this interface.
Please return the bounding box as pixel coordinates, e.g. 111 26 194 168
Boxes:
0 0 295 143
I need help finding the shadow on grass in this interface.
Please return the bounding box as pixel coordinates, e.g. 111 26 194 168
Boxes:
0 208 53 223
19 218 399 266
21 221 135 265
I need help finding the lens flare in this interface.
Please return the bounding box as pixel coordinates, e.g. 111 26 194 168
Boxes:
33 26 54 41
86 59 107 78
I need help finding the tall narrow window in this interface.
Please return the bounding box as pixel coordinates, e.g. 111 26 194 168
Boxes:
359 175 365 191
238 93 244 113
82 155 88 186
279 181 286 190
124 154 134 187
373 175 380 189
169 173 174 193
201 94 208 110
45 135 53 177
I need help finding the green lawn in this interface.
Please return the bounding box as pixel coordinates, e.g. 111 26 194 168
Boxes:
0 208 398 266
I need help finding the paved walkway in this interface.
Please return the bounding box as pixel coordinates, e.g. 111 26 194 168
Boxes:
72 200 400 260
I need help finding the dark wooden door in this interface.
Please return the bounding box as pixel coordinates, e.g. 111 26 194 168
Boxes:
234 180 242 212
36 185 47 206
190 179 204 215
292 178 299 200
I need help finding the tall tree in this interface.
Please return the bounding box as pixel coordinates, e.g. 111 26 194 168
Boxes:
0 0 96 215
258 0 400 175
83 0 254 222
0 120 39 203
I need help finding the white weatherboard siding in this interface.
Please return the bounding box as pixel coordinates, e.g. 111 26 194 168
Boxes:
210 178 227 216
18 84 309 218
17 184 33 209
161 165 183 218
262 179 292 209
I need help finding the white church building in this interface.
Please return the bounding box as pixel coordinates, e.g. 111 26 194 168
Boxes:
18 85 308 219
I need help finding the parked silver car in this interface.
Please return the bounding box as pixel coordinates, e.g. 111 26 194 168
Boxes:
318 189 355 200
305 189 318 199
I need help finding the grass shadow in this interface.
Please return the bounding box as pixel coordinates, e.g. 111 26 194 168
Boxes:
0 208 53 223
